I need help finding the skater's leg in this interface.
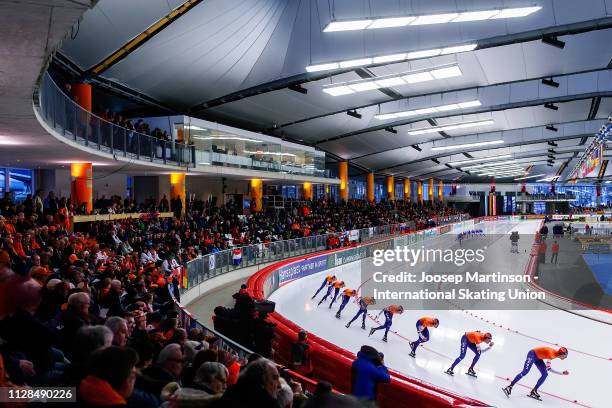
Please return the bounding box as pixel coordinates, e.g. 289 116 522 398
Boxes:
533 359 549 391
361 310 367 326
348 309 363 325
510 351 535 386
467 342 481 369
312 281 326 298
450 335 468 370
382 322 391 340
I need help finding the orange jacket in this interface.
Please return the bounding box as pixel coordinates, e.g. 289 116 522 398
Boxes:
418 317 437 327
466 331 488 344
333 280 345 289
325 275 336 283
388 305 403 314
342 288 356 296
533 346 561 360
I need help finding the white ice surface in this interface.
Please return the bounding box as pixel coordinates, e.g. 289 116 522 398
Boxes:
269 221 611 408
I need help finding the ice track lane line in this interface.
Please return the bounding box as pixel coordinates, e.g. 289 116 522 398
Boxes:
361 310 593 408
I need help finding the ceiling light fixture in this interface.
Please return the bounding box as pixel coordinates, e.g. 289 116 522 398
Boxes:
431 139 503 151
322 6 541 32
288 84 308 94
306 46 475 72
324 64 462 96
541 35 565 49
191 136 262 143
461 160 518 170
514 173 546 180
347 109 362 119
542 78 560 88
449 154 513 166
385 126 398 134
536 176 559 182
407 119 494 135
546 124 558 132
544 103 558 110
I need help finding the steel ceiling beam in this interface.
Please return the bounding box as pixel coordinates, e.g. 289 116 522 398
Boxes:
316 89 612 146
350 120 600 161
189 18 612 113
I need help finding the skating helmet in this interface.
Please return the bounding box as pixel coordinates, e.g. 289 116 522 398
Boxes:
397 305 404 313
558 347 568 356
433 318 440 327
483 332 493 340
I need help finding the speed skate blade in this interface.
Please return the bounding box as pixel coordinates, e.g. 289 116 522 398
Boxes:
527 393 542 401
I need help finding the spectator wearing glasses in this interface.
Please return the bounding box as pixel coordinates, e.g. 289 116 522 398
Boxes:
139 343 184 399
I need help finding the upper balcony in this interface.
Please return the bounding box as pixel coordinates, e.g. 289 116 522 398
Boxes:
35 73 337 184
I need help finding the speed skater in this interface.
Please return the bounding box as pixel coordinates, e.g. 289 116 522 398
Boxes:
408 317 439 357
445 331 493 377
335 288 357 318
311 275 336 300
326 279 345 308
368 305 403 342
345 296 376 329
502 346 569 401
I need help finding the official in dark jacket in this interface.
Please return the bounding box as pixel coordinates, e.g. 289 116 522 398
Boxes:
351 345 390 401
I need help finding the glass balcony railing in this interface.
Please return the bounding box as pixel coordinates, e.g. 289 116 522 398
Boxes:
37 73 334 178
195 150 330 177
37 73 195 167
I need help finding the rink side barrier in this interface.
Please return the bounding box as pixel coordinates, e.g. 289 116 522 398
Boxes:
167 284 332 396
246 219 491 408
523 221 612 322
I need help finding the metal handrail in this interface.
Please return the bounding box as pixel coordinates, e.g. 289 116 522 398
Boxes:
38 72 196 168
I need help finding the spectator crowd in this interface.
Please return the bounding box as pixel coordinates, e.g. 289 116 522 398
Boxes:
0 189 464 407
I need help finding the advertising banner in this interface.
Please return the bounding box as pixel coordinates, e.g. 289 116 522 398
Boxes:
329 246 367 268
277 255 329 285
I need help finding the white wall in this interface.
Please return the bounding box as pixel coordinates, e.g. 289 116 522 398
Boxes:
93 172 127 198
186 176 249 203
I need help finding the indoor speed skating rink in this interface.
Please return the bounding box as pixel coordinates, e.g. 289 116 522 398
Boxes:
269 221 610 407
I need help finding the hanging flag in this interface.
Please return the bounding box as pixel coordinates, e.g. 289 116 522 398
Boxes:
232 248 242 266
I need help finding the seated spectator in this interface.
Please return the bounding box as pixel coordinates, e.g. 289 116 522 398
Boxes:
61 325 113 387
218 358 281 408
139 343 184 398
78 346 138 407
60 292 92 357
291 330 313 378
105 316 129 347
161 361 228 407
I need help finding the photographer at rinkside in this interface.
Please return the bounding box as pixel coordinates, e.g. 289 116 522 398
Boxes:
351 345 390 406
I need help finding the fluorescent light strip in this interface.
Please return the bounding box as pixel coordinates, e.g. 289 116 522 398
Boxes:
536 176 559 182
306 45 476 72
243 150 296 157
192 136 262 143
325 64 461 96
375 100 481 120
449 154 513 166
514 174 546 181
431 139 503 151
321 7 541 32
407 119 494 135
461 160 518 170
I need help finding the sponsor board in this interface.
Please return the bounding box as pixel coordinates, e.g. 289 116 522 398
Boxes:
438 224 451 235
277 255 329 285
330 246 367 267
